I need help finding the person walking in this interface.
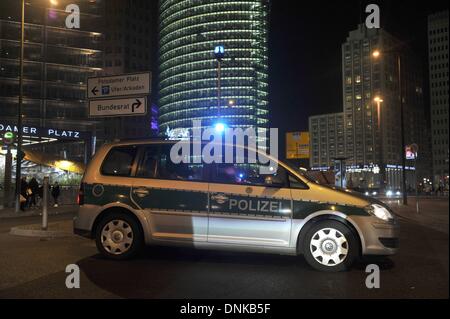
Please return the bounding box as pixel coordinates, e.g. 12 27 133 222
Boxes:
37 184 44 208
20 176 28 211
28 177 39 209
51 182 61 207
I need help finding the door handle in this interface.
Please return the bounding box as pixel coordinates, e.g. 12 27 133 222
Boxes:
211 193 229 204
133 188 150 198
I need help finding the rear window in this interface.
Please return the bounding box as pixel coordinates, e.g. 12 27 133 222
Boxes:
101 146 138 177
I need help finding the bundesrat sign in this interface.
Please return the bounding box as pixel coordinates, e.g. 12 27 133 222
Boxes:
89 97 147 118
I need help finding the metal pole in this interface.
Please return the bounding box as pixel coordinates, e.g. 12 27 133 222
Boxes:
398 55 408 205
377 100 384 191
217 59 221 119
4 147 12 208
15 0 25 213
42 176 49 230
415 157 419 213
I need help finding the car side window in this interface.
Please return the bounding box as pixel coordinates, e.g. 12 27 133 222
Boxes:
159 145 207 182
212 163 288 188
136 144 207 182
136 145 159 178
101 146 138 177
289 174 309 190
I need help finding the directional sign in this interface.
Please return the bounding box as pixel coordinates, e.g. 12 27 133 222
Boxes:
87 72 151 99
89 97 147 118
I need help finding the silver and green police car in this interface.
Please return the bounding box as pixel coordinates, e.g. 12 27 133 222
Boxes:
74 140 399 272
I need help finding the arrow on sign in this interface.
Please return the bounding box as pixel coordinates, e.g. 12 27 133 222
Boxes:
132 99 142 113
91 86 99 96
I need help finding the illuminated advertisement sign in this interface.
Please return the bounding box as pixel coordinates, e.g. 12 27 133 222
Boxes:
286 132 310 159
405 144 419 160
0 123 90 140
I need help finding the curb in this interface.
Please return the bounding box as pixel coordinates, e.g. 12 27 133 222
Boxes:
0 206 78 219
10 226 74 238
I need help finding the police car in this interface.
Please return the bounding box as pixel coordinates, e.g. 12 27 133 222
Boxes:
74 140 398 272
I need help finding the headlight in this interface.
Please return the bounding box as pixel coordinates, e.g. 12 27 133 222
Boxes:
386 190 393 197
365 204 394 221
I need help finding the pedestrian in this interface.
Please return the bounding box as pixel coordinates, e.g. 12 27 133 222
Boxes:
37 185 44 207
28 177 39 209
51 182 60 207
20 176 28 211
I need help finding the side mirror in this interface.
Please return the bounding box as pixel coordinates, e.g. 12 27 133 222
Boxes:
264 175 285 188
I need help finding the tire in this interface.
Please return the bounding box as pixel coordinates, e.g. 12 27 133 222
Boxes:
95 212 144 260
301 220 358 272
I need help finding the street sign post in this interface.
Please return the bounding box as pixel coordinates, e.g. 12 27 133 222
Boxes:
89 97 147 118
87 72 151 99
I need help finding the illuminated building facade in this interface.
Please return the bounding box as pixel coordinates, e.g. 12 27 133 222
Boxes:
158 0 270 135
309 112 345 169
309 25 432 191
0 0 103 162
428 11 449 189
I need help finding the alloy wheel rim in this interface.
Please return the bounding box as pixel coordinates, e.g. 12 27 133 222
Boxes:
101 220 134 255
310 228 349 266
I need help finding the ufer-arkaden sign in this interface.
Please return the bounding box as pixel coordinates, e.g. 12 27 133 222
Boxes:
87 72 151 99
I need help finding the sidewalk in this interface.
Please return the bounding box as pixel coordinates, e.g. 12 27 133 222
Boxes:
10 219 74 238
0 205 78 219
385 198 449 234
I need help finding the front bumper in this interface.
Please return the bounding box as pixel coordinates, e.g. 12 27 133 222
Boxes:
351 216 400 256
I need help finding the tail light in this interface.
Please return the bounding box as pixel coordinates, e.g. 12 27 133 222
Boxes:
77 184 84 205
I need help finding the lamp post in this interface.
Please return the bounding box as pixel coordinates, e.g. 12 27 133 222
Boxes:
14 0 25 213
15 0 57 213
214 45 225 118
372 49 408 205
214 45 226 132
374 96 385 190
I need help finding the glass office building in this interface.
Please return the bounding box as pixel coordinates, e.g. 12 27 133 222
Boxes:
158 0 270 135
0 0 103 162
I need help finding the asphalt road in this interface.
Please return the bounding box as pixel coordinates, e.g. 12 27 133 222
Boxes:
0 209 448 299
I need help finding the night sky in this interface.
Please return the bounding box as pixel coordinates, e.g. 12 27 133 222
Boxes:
269 0 449 137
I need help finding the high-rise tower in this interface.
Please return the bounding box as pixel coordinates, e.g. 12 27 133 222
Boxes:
158 0 270 136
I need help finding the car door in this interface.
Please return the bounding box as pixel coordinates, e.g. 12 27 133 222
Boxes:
208 162 293 247
131 144 209 242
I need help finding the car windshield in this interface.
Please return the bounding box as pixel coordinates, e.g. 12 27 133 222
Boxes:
283 162 321 184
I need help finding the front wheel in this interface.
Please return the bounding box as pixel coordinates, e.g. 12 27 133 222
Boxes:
302 220 358 272
95 212 143 260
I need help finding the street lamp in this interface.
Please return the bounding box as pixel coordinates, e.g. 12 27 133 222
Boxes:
15 0 57 212
213 45 226 133
214 45 225 117
374 96 385 190
372 49 408 205
14 0 26 213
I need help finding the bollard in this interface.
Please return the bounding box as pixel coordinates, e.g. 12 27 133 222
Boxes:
42 176 49 231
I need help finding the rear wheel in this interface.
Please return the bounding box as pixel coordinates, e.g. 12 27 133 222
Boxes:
95 212 143 260
302 220 358 272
